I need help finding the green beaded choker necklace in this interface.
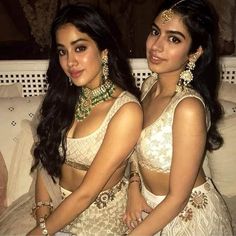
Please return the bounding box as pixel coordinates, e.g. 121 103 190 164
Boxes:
75 79 115 121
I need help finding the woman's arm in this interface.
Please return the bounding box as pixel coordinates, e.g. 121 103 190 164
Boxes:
123 76 155 230
123 151 152 230
28 102 143 235
31 169 52 222
129 97 207 235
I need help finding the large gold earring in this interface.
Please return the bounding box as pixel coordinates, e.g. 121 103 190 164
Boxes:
176 54 197 92
102 55 109 81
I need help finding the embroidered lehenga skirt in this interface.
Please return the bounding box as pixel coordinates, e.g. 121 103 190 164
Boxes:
142 178 233 236
59 177 129 236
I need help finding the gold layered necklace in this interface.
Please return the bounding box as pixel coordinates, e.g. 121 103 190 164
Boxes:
75 79 115 122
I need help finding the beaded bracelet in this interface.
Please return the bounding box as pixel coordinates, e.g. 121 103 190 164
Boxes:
39 217 49 236
31 201 53 219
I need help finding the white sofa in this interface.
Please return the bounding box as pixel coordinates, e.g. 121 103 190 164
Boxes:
0 58 236 235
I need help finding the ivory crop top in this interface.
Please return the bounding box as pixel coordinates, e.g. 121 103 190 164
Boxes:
64 91 140 170
136 76 210 173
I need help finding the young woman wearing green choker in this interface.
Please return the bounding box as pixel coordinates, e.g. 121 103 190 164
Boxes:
27 3 142 235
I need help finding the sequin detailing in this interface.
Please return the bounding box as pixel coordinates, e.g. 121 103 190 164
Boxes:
94 179 127 209
60 178 129 235
137 77 208 173
179 181 210 222
179 207 193 222
142 179 233 235
64 159 89 171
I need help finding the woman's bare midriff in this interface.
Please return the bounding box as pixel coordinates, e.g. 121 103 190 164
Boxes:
140 165 207 196
59 162 127 192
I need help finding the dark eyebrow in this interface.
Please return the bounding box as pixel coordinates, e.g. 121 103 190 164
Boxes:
167 30 186 39
152 23 158 30
152 22 186 39
57 38 88 47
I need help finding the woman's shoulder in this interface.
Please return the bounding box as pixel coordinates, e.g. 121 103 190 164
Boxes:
105 90 141 122
105 91 142 133
172 88 211 129
172 88 207 121
116 90 140 105
174 88 205 107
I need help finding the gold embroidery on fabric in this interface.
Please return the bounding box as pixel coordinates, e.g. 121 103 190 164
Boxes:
179 207 193 222
190 191 208 209
65 159 89 171
204 182 211 191
179 182 211 222
94 179 127 209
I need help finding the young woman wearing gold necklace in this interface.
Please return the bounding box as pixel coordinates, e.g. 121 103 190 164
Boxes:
28 3 142 236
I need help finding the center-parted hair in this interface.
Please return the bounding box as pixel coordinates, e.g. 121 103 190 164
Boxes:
156 0 223 151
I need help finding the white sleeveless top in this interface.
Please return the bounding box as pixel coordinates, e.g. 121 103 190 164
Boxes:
65 91 140 170
136 76 210 173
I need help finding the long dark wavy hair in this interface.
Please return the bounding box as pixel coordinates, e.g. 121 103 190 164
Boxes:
32 3 140 178
155 0 223 151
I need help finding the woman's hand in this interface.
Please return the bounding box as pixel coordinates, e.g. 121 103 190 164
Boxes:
123 184 152 230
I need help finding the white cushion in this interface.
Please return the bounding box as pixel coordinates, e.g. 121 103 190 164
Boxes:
207 114 236 197
207 113 236 233
0 151 7 215
219 81 236 103
0 83 23 97
0 96 43 173
7 120 36 205
220 99 236 117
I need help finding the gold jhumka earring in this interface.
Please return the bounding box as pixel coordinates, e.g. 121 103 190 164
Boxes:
102 54 109 81
75 54 115 122
176 53 198 92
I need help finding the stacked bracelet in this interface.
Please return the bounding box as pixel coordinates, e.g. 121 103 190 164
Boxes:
39 217 49 236
129 171 141 190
